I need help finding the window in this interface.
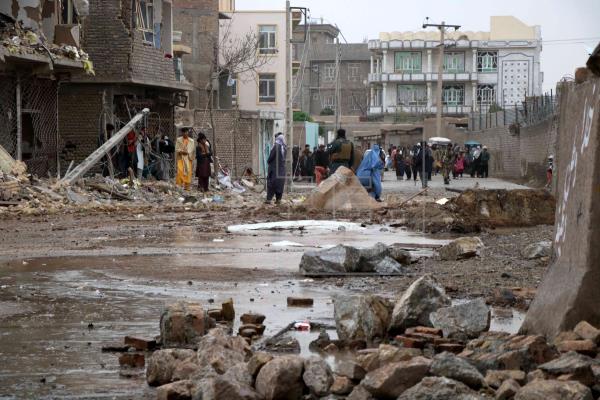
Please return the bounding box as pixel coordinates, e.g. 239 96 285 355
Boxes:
230 75 237 100
323 95 335 108
60 0 79 24
348 63 361 81
443 52 465 72
325 35 335 44
258 74 276 103
397 85 427 106
394 52 422 73
259 25 277 55
350 92 364 111
477 51 498 72
323 63 335 81
136 0 154 44
477 84 496 105
442 85 465 105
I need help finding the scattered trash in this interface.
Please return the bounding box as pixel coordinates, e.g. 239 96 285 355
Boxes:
212 238 225 243
435 198 450 205
227 220 365 234
268 241 306 247
294 320 311 331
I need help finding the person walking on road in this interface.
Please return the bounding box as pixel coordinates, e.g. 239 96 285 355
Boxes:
327 129 354 174
175 127 195 190
356 143 384 202
266 132 287 204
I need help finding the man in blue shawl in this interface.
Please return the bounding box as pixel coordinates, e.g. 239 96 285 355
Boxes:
356 143 384 202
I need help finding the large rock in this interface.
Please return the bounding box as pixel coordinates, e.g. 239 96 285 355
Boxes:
305 166 384 211
247 351 273 379
460 332 558 372
430 298 491 339
303 356 333 397
210 375 262 400
255 355 305 400
333 294 391 343
358 242 409 272
389 275 451 334
330 375 354 395
484 369 527 389
429 352 486 389
397 376 483 400
514 379 593 400
160 302 215 348
438 237 484 261
496 379 521 400
361 356 431 399
573 321 600 344
300 245 361 275
146 349 197 386
157 380 196 400
335 360 366 380
347 385 375 400
521 241 552 259
196 328 249 375
538 351 595 386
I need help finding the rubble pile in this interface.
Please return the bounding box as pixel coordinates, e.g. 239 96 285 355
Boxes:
111 276 600 400
0 173 267 217
0 15 94 74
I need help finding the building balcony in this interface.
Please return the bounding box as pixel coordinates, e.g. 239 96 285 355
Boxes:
369 104 473 115
369 72 478 83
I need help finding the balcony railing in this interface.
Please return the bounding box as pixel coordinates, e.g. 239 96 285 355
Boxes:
368 72 478 83
368 104 474 115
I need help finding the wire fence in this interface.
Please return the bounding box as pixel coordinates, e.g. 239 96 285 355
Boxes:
0 75 59 177
470 92 558 131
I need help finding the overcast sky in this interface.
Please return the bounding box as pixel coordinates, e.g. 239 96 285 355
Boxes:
239 0 600 91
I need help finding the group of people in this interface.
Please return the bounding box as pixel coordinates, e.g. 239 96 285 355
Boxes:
266 128 387 204
98 124 214 192
387 142 491 185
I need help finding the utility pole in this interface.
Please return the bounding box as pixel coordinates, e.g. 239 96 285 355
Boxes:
285 0 293 189
422 19 461 137
421 19 460 188
334 36 341 130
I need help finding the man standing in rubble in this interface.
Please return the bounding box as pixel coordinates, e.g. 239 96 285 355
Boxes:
327 129 354 174
175 127 195 190
313 144 329 185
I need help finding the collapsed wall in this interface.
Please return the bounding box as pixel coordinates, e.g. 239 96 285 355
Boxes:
521 76 600 337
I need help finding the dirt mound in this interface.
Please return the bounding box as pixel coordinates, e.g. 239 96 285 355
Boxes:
452 189 555 227
305 166 383 211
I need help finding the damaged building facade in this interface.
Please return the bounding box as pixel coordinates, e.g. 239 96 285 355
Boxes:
58 0 193 169
0 0 192 177
0 1 88 176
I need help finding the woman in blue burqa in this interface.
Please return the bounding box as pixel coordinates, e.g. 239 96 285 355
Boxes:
266 132 287 204
356 143 384 202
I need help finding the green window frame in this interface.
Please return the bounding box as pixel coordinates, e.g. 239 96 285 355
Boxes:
394 51 422 73
477 51 498 72
397 85 427 106
442 85 465 106
443 52 465 72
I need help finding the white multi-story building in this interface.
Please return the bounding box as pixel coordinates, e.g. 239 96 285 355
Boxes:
368 16 543 115
220 10 288 132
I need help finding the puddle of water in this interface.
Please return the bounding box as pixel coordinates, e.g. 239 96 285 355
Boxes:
227 220 366 233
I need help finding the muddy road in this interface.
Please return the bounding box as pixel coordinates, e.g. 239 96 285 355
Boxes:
0 210 552 398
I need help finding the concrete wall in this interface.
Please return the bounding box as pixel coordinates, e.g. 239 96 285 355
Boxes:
174 0 219 109
521 76 600 337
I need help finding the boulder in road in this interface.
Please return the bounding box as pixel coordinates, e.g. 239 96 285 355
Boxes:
430 298 491 340
334 294 391 343
438 237 484 261
255 355 305 400
397 376 483 400
303 356 333 397
300 245 361 275
361 356 431 399
389 274 451 334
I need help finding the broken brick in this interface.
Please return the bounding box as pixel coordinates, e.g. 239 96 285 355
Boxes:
124 336 156 351
287 297 314 307
119 353 145 368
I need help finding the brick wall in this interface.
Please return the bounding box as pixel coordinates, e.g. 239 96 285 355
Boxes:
173 0 219 109
58 84 104 164
77 0 178 86
182 109 259 177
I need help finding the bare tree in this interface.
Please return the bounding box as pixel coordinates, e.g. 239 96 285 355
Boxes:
201 14 271 178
